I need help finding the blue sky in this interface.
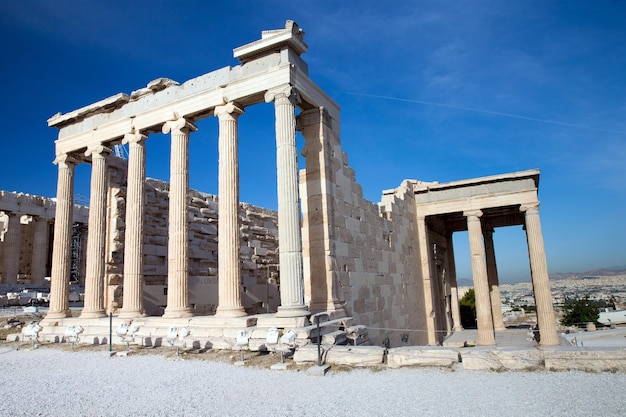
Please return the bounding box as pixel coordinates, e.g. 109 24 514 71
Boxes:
1 0 624 283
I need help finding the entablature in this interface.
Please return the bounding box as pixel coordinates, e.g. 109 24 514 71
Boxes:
49 20 339 158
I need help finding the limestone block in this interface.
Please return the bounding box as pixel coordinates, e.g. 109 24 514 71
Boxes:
254 247 268 256
543 348 626 372
147 236 167 246
461 348 544 371
387 347 459 368
328 345 385 367
242 261 257 271
294 344 327 363
321 330 347 346
144 255 163 265
143 244 158 256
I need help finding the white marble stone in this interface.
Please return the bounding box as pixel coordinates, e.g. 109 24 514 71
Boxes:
461 348 544 371
387 347 460 368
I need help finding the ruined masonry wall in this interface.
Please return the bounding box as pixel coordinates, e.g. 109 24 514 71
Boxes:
106 157 280 315
301 115 428 347
335 156 427 347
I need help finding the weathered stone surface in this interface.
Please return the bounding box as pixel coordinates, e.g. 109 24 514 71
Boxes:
387 347 460 368
321 330 347 346
461 348 544 371
543 348 626 372
294 344 384 367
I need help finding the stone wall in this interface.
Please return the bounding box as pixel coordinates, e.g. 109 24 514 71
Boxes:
0 191 87 286
105 157 281 316
300 109 428 347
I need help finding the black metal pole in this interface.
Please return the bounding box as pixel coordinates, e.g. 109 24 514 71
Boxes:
266 267 270 314
316 316 321 367
109 312 113 352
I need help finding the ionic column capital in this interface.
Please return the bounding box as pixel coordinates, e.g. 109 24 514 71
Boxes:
264 84 301 106
122 132 147 145
53 153 80 168
84 144 112 159
214 102 244 120
162 117 197 135
520 202 540 214
463 209 483 219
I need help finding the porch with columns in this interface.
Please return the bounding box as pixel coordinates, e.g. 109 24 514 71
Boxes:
413 170 559 347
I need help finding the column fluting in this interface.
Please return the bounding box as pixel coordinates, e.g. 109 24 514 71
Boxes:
215 103 246 317
465 210 495 345
45 154 77 320
119 133 147 318
446 233 464 331
265 86 309 318
162 118 196 318
81 145 111 318
521 202 559 346
483 227 506 331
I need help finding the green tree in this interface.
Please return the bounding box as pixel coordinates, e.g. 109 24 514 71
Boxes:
459 288 477 329
560 295 600 327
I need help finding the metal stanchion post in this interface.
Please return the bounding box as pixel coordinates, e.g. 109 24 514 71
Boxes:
316 315 322 367
109 312 113 353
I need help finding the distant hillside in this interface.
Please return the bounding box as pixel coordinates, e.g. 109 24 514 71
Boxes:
457 268 626 286
549 268 626 281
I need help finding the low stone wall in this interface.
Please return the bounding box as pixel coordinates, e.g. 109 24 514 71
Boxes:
293 344 626 372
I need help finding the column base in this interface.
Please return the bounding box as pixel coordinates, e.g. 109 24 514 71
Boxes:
79 309 107 319
538 330 560 347
275 304 310 318
477 332 496 346
162 307 193 318
44 309 72 320
118 309 146 319
215 306 247 318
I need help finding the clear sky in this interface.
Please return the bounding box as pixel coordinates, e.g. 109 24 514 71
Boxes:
1 1 624 283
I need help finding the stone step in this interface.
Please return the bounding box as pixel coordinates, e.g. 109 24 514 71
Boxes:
11 313 366 352
387 347 460 368
294 345 385 367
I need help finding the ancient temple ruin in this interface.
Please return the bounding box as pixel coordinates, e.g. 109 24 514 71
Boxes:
3 21 558 348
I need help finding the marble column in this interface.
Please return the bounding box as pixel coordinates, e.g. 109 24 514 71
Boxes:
446 233 464 331
162 118 196 318
81 145 111 318
483 227 506 331
464 210 495 346
416 215 437 345
30 217 50 285
215 103 246 318
45 154 78 320
2 212 21 284
119 133 147 319
521 202 559 346
265 85 309 318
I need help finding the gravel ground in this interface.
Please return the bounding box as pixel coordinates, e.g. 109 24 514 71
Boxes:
1 345 625 417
